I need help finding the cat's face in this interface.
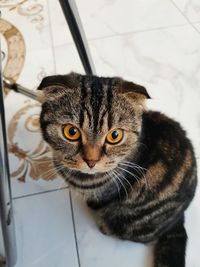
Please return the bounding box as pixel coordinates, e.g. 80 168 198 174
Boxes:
38 73 149 180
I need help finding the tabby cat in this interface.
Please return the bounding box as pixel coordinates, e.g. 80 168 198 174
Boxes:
38 72 197 267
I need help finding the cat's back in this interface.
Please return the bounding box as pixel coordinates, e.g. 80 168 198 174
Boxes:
141 111 195 165
140 110 197 202
143 111 190 147
102 111 197 243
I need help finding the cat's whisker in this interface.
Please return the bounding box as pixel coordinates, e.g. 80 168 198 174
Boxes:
114 169 133 190
120 161 149 180
55 179 67 191
41 169 61 180
27 158 55 173
27 158 59 180
122 160 146 168
119 163 152 192
117 166 140 185
107 171 121 200
124 161 153 186
119 165 144 186
54 170 72 190
40 166 60 177
119 162 146 177
30 159 54 163
122 161 148 172
39 165 66 180
112 170 128 200
33 160 55 165
48 170 71 194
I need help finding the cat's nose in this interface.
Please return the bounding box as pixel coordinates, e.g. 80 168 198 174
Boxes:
85 160 98 168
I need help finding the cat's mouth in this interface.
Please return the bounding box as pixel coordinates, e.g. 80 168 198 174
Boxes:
71 166 115 176
69 168 106 179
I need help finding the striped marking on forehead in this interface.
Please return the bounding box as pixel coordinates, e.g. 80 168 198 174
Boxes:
80 76 87 126
79 76 114 131
90 76 103 131
107 78 113 129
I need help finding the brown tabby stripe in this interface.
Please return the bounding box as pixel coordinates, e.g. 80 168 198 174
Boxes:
132 151 196 213
80 76 87 127
99 109 107 129
67 178 110 189
133 165 195 216
107 78 113 129
90 77 103 132
127 206 185 242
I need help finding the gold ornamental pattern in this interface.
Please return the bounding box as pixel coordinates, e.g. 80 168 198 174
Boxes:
0 0 44 32
0 18 25 84
7 102 58 182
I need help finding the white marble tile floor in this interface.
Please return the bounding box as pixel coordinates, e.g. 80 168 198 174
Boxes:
13 189 79 267
0 0 200 266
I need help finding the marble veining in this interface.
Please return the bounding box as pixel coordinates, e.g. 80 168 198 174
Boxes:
172 0 200 22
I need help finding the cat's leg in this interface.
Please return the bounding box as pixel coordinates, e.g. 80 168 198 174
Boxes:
98 220 111 235
96 213 112 236
154 216 187 267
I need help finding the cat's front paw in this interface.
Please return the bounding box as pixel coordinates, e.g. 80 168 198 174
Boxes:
98 221 111 236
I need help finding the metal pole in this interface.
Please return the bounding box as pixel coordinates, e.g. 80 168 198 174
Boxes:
59 0 96 75
3 78 38 101
0 36 17 267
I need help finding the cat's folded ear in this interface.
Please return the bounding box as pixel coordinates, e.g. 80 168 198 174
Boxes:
36 72 80 102
37 72 80 90
119 80 150 107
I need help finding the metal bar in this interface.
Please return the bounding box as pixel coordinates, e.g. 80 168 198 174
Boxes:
3 78 38 101
59 0 96 75
0 37 17 267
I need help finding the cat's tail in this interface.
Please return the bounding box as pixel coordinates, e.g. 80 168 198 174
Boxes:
154 216 187 267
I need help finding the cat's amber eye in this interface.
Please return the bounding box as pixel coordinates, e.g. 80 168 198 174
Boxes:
106 129 124 144
63 124 81 141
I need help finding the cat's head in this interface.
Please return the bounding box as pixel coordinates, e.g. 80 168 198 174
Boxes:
38 72 150 183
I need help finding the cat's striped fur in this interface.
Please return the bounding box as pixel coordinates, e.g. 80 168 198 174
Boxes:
38 72 197 267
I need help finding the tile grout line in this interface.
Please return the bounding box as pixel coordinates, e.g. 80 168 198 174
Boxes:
69 189 81 267
45 3 81 264
88 22 196 41
53 22 198 48
12 186 68 200
45 4 81 264
170 0 200 36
